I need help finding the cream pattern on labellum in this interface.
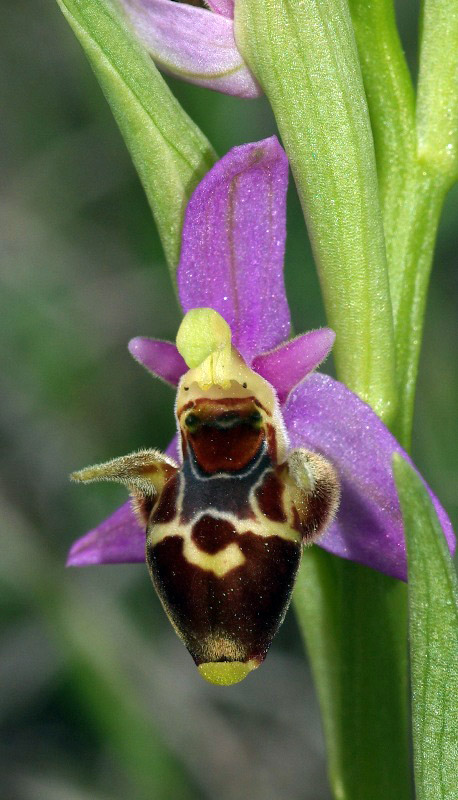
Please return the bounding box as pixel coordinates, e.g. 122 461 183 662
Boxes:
72 309 339 686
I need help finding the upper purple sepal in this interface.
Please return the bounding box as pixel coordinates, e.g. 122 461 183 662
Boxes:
283 373 455 581
177 137 291 364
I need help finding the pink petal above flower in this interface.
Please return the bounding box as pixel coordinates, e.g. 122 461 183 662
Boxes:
206 0 234 18
128 337 187 387
178 137 291 364
252 328 336 403
283 374 455 581
121 0 260 98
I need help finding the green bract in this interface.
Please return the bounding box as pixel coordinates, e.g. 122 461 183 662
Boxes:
56 0 216 279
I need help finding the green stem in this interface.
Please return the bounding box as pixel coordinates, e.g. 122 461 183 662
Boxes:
390 170 447 448
347 0 416 306
416 0 458 183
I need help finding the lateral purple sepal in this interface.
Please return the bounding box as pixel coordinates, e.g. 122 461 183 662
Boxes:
66 501 145 566
121 0 260 98
67 436 181 567
178 137 291 363
166 434 181 465
252 329 335 403
206 0 234 17
128 337 187 387
283 374 455 581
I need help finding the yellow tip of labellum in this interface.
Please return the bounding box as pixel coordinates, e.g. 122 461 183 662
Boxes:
198 660 258 686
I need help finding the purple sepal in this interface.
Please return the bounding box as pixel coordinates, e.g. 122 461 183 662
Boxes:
165 434 181 465
67 436 181 567
178 137 291 364
283 374 455 581
121 0 260 98
206 0 234 17
66 500 145 566
252 329 335 403
128 337 187 387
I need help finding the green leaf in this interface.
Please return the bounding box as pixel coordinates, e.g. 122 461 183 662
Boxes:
56 0 216 279
393 454 458 800
235 0 397 424
294 551 411 800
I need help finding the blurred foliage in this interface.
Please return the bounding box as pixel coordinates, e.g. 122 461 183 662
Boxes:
0 1 456 798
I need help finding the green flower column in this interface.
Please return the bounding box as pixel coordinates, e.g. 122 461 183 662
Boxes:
235 2 409 798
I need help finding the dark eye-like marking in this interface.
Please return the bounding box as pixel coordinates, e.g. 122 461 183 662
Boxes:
242 382 247 389
185 413 199 429
184 386 189 391
249 410 262 426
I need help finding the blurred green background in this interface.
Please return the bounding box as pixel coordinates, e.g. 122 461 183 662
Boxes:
1 2 456 798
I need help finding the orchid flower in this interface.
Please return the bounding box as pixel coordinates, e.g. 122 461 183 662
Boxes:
68 137 454 684
120 0 260 98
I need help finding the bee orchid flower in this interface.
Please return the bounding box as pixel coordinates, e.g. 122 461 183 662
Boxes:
68 137 455 684
120 0 260 98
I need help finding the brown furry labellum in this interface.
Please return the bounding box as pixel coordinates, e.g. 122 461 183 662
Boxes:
72 320 339 686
